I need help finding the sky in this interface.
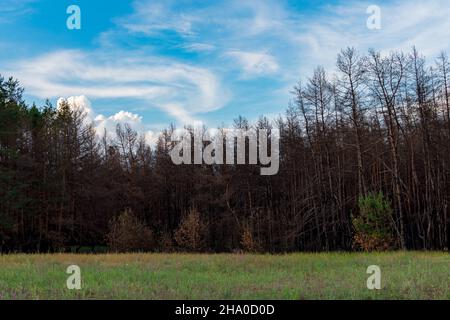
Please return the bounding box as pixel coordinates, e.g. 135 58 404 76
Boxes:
1 0 450 140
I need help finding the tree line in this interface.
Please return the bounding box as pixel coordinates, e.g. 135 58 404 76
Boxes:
0 47 449 253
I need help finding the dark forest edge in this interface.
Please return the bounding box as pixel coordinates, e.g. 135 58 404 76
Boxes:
0 46 449 253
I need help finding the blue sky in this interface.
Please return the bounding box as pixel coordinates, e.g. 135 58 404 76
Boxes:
1 0 450 139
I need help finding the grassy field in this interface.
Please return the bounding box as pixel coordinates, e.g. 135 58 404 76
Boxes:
0 252 448 300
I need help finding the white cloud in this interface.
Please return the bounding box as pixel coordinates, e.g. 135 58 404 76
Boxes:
227 50 279 77
117 1 195 36
57 95 95 124
0 0 36 24
282 0 450 78
58 95 159 146
6 0 450 130
233 0 287 36
9 50 228 124
181 43 216 53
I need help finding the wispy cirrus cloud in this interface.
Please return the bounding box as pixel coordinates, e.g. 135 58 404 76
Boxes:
9 49 229 124
281 0 450 77
0 0 36 23
227 50 279 77
181 43 216 53
3 0 450 132
116 0 196 37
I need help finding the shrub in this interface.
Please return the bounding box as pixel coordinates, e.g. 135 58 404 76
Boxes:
240 227 260 253
158 231 175 252
352 192 398 251
174 207 207 252
106 209 154 252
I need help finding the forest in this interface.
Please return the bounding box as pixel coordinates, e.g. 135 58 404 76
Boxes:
0 47 449 253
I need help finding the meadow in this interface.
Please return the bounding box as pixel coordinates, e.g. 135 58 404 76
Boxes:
0 252 448 300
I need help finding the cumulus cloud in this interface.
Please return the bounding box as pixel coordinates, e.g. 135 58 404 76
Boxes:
57 95 95 123
57 95 158 146
10 50 228 124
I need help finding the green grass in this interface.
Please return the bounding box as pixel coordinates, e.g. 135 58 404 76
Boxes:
0 252 448 300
